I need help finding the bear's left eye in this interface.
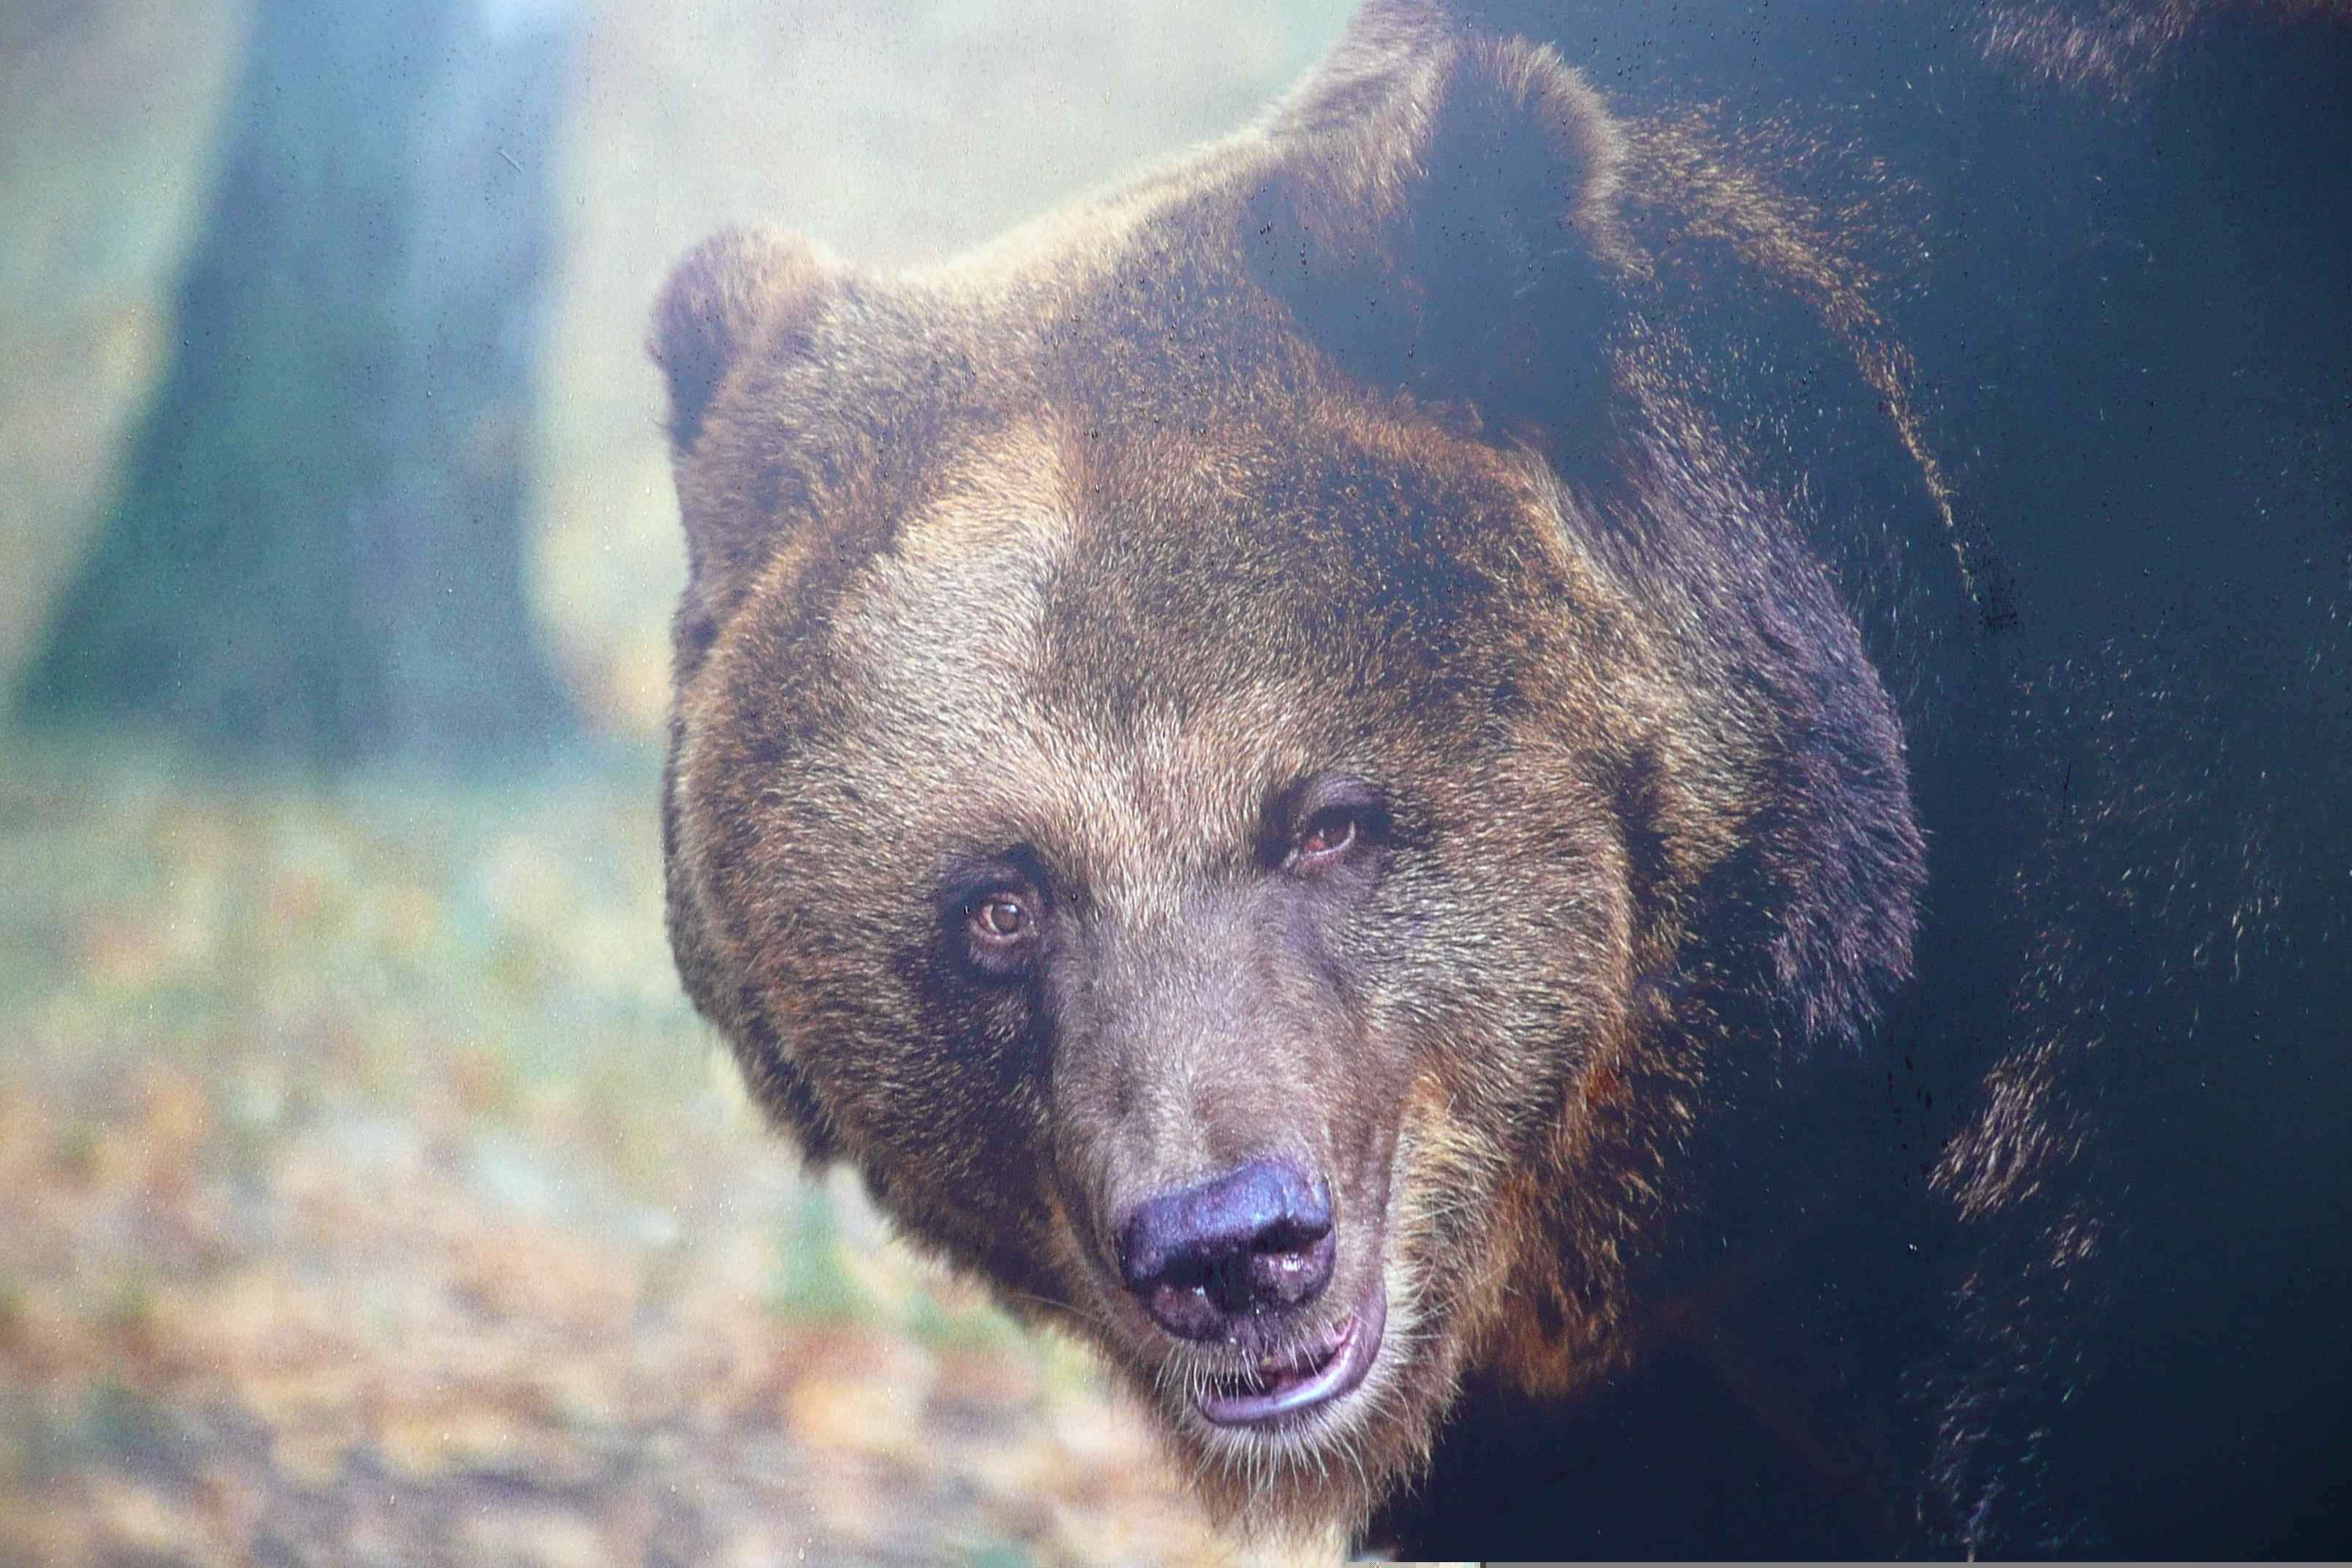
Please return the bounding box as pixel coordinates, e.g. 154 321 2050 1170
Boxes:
1265 777 1395 879
1292 810 1360 868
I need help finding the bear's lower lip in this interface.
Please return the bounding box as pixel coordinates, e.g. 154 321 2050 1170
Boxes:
1194 1280 1386 1426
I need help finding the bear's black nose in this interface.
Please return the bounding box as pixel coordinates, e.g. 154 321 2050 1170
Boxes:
1115 1159 1335 1341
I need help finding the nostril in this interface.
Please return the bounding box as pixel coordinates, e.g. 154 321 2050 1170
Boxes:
1254 1213 1331 1255
1115 1158 1337 1338
1248 1230 1335 1310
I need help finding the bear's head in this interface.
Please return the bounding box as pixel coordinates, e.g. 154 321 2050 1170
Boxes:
655 0 1923 1539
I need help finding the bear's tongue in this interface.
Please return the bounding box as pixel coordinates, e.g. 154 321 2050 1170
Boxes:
1196 1283 1386 1425
1229 1329 1343 1398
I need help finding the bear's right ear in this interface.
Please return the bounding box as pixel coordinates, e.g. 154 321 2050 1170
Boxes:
652 227 839 660
1243 3 1629 434
650 226 837 458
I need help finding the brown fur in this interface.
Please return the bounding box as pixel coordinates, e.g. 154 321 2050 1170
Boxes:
1976 0 2352 87
655 0 1926 1540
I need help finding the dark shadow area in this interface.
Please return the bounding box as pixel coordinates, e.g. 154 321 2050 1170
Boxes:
1370 1343 1880 1561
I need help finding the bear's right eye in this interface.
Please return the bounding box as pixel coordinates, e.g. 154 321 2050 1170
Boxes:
970 891 1030 943
952 867 1047 980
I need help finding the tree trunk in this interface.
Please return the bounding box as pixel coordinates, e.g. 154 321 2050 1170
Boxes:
22 0 574 764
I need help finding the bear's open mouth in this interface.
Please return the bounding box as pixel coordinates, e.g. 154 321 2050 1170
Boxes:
1195 1280 1386 1426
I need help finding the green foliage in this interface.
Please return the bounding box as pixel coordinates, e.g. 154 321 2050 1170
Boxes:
772 1184 874 1323
965 1538 1035 1568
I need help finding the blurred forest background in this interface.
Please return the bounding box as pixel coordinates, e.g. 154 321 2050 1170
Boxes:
0 1 1355 1562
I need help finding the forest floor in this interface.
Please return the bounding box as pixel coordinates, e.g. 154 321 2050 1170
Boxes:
0 742 1322 1568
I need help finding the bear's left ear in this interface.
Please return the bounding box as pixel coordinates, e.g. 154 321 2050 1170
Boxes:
1244 4 1627 427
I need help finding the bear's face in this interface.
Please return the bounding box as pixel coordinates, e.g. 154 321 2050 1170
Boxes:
674 322 1648 1515
658 14 1921 1539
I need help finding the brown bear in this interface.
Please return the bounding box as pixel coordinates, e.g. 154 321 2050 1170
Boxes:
654 0 2352 1556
